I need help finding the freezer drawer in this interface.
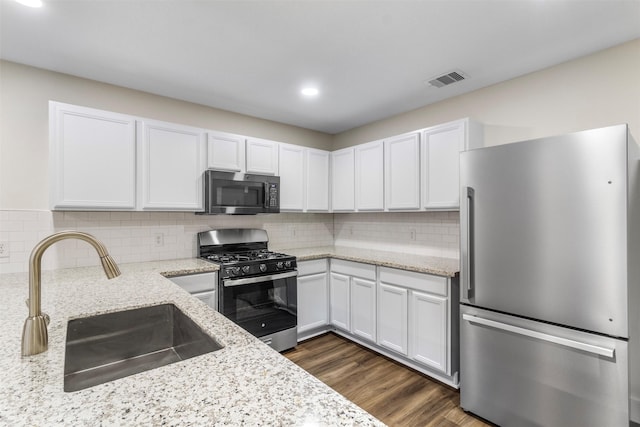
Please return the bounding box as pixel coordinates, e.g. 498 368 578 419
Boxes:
460 305 629 427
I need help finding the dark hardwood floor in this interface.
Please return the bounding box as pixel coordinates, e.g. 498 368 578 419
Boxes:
284 333 491 427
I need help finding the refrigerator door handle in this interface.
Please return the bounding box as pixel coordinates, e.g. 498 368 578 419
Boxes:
462 187 475 300
462 314 615 358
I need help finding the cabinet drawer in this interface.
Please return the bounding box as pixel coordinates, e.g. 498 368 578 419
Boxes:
168 272 217 294
379 267 447 296
330 259 376 280
297 259 328 276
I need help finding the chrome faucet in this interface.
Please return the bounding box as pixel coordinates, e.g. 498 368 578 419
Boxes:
22 231 121 356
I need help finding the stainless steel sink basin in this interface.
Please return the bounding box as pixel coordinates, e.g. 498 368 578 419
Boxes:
64 303 222 392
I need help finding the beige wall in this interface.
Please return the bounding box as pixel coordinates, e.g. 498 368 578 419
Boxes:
333 38 640 150
0 60 332 209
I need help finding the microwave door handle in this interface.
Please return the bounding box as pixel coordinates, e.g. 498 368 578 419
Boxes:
264 182 270 208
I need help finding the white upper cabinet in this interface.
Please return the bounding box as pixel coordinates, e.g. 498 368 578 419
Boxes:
246 137 279 175
279 143 305 211
385 132 421 210
49 102 137 210
421 118 483 209
305 148 330 211
207 131 246 172
331 147 355 211
355 140 384 211
139 119 206 211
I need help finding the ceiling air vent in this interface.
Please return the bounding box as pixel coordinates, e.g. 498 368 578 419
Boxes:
426 70 468 88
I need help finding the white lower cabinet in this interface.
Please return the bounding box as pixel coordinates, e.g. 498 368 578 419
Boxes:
409 290 448 372
377 283 408 355
297 259 329 341
329 272 351 331
350 277 376 341
330 259 377 343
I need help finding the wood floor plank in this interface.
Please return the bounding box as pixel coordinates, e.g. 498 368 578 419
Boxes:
284 333 492 427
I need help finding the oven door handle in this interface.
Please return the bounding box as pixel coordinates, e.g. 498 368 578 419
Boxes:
223 270 298 287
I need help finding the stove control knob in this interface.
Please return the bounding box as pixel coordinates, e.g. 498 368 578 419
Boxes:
226 267 240 276
259 264 267 273
242 265 251 274
284 261 292 268
276 262 284 270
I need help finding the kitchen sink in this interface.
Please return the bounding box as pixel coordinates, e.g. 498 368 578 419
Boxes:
64 303 222 392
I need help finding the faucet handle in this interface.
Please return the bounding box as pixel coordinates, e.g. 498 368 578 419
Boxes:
24 299 50 326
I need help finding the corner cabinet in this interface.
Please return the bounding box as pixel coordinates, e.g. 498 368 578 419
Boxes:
297 259 330 341
330 260 377 343
49 101 137 210
331 148 355 211
138 119 206 211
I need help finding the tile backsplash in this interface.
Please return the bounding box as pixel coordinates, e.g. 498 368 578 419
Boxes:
0 209 459 274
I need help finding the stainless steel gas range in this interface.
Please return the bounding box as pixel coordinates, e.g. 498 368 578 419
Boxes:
197 228 297 352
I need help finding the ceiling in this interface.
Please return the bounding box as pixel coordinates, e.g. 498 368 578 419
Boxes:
1 1 639 134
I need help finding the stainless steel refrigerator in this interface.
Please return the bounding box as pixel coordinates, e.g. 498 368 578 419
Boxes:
459 124 639 426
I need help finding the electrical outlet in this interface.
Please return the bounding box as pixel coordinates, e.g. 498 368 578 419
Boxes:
349 226 354 235
410 229 417 241
154 233 164 247
0 241 8 258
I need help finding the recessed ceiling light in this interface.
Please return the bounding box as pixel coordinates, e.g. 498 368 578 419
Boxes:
301 87 319 96
15 0 43 7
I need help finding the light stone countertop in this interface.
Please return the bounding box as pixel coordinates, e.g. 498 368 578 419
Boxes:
274 246 460 278
0 258 384 426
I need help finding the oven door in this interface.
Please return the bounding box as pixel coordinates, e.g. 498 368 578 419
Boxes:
220 271 297 337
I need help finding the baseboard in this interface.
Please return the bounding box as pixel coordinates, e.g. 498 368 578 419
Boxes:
631 395 640 424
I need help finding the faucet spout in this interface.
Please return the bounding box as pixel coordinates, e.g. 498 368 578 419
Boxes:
22 231 121 356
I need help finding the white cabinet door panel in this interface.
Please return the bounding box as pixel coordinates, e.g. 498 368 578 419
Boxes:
385 133 420 210
330 272 351 331
140 120 205 210
331 148 355 211
350 277 376 342
246 138 279 175
409 291 448 373
207 131 245 172
298 272 329 334
279 143 305 210
49 102 136 210
305 149 330 211
355 140 384 211
422 122 465 209
377 283 408 355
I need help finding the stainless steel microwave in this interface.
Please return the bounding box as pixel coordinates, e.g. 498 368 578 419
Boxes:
200 170 280 214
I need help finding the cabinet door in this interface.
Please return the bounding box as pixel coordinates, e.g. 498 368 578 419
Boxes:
350 277 377 342
49 102 136 210
385 133 420 210
355 140 384 211
139 120 205 210
330 272 351 331
297 272 329 335
331 148 355 211
279 143 305 210
409 291 448 373
305 149 330 211
421 121 465 209
377 283 408 355
246 137 279 175
207 131 245 172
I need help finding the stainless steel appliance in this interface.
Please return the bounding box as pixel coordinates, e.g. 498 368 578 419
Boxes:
459 124 639 426
200 170 280 214
198 228 297 352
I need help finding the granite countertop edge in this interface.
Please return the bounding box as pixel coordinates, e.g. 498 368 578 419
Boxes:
0 258 384 427
275 246 460 278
